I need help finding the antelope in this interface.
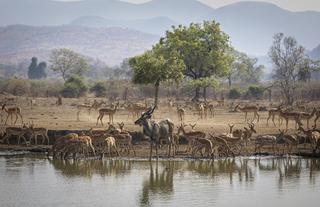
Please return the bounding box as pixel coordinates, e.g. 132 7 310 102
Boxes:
96 102 119 125
296 108 317 129
206 103 214 118
277 129 299 154
208 133 234 157
217 99 225 107
0 126 29 145
298 125 320 153
191 138 215 159
2 104 23 125
266 107 283 127
196 103 205 119
135 106 175 160
235 104 260 122
126 102 148 118
242 122 257 146
177 124 206 153
27 124 49 145
77 100 105 121
314 109 320 128
279 109 300 130
176 106 185 124
102 137 120 158
106 127 136 156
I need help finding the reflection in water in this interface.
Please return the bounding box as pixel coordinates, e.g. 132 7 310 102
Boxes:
1 156 320 207
50 159 132 178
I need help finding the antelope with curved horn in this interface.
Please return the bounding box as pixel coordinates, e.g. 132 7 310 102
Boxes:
177 123 206 153
135 106 175 160
235 104 260 122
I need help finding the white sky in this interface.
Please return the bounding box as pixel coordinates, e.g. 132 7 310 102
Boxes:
58 0 320 12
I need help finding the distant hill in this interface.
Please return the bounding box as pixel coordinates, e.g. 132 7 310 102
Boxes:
1 0 320 57
0 25 158 66
309 45 320 60
70 16 177 36
210 1 320 55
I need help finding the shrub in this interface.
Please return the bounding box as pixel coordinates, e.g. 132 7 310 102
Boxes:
61 75 88 98
229 88 242 99
245 85 264 99
5 78 30 96
90 82 107 97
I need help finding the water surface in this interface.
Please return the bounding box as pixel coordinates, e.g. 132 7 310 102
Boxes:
1 155 320 207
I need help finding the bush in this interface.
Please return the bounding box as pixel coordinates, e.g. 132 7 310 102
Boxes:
245 85 264 99
229 88 242 99
90 82 107 97
61 75 88 98
5 78 31 96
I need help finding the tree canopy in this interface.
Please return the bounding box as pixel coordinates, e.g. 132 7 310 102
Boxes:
49 48 88 81
28 57 47 79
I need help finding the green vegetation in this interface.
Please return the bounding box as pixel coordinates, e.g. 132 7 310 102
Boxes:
61 75 88 98
50 48 88 81
228 88 242 99
28 57 47 80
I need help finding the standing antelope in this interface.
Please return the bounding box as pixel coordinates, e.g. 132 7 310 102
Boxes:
135 106 175 160
235 104 260 122
27 125 49 145
266 107 283 127
2 104 23 125
176 106 185 124
196 103 205 119
96 102 119 125
279 109 300 130
77 100 105 121
0 126 29 145
296 108 317 129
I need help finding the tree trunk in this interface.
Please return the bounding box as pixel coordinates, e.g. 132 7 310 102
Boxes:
203 87 207 101
228 76 232 88
192 86 201 102
154 80 160 107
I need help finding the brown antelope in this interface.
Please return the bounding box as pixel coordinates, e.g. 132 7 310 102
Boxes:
0 126 29 145
96 102 119 125
277 129 299 154
235 104 260 122
298 125 320 153
2 104 23 125
296 108 317 129
77 100 105 121
279 109 300 130
106 125 136 156
177 124 206 153
314 109 320 128
208 133 234 157
191 138 215 158
266 107 283 126
126 102 148 118
176 106 185 124
102 137 120 158
196 103 205 119
208 103 215 118
27 124 49 145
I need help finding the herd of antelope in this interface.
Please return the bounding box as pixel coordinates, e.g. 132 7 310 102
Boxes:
1 96 320 160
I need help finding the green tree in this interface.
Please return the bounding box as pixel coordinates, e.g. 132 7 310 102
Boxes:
159 21 231 101
49 48 88 81
28 57 47 79
269 33 319 105
228 51 263 87
129 44 184 107
61 75 88 98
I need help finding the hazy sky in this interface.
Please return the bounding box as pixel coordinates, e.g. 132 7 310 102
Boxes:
121 0 320 12
60 0 320 12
